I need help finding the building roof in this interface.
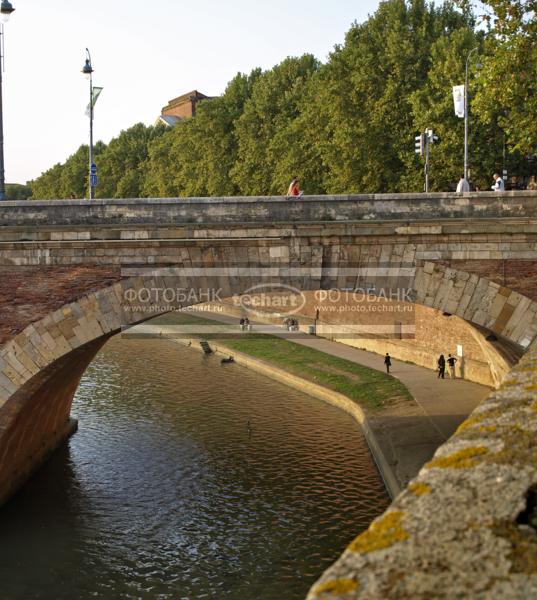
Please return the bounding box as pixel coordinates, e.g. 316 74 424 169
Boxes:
156 115 183 127
161 90 211 114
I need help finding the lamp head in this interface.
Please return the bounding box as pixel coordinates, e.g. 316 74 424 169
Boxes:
0 0 15 23
82 58 93 79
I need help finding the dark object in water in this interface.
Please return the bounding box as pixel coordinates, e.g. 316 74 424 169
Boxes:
221 356 235 364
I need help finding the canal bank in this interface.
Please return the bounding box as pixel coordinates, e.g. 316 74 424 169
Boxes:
133 312 490 497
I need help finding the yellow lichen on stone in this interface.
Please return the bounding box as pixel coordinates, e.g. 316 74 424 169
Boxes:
456 415 484 433
531 401 537 413
477 424 498 433
314 578 359 597
348 510 408 554
456 409 504 434
426 446 488 469
524 384 537 391
409 482 432 496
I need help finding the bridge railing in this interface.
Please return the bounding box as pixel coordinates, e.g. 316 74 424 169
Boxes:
1 192 537 227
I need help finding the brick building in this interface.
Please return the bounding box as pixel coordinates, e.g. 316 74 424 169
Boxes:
157 90 212 126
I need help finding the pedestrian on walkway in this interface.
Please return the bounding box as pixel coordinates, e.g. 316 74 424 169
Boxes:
384 353 392 373
447 353 457 378
437 354 446 379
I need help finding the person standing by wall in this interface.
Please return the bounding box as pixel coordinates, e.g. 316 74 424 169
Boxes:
527 175 537 190
437 354 446 379
447 353 457 379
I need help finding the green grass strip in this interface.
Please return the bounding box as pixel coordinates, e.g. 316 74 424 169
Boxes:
152 312 411 411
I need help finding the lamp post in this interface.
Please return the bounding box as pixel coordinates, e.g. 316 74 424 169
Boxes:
464 47 478 182
82 48 95 200
0 0 15 201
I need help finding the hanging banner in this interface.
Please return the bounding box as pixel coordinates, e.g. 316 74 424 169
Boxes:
452 85 465 118
85 87 103 116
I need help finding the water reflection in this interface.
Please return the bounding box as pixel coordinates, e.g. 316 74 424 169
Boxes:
0 336 389 599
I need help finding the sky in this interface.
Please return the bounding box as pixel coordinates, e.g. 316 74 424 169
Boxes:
2 0 382 185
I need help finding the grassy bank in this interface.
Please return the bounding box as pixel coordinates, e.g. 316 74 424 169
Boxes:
151 312 411 412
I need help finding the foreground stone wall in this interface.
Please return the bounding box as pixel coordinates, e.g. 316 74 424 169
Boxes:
307 336 537 599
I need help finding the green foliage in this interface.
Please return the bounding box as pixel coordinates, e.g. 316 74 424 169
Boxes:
230 56 320 195
96 124 165 199
30 0 537 198
457 1 537 154
5 183 32 200
30 142 106 199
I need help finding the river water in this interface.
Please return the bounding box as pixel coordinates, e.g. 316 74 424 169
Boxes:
0 335 389 600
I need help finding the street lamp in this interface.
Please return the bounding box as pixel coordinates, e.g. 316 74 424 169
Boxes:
464 47 479 182
0 0 15 201
82 48 95 200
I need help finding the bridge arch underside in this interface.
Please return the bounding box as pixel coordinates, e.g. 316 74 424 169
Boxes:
0 261 536 507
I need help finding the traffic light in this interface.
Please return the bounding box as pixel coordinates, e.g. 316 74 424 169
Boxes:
414 133 425 157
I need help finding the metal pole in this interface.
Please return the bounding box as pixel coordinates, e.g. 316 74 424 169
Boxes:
89 68 94 200
0 24 5 200
464 48 477 182
425 132 430 193
86 48 94 201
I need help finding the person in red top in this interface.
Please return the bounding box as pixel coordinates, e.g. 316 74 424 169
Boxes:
287 177 303 197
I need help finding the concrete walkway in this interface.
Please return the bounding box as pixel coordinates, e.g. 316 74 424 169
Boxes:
155 311 493 491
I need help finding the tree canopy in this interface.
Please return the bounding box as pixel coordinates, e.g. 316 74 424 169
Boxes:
28 0 537 199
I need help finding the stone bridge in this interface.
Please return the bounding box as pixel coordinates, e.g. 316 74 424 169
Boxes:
1 193 537 597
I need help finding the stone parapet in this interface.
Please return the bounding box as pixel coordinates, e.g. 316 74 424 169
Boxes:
1 192 537 227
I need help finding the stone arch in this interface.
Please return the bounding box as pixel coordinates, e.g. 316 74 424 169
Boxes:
413 262 537 348
0 263 536 505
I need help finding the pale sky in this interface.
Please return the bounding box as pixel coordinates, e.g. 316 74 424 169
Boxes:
4 0 381 184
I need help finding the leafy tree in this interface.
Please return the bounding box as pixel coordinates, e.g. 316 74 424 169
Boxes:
96 123 164 198
399 26 501 191
141 127 179 197
295 0 472 193
143 70 260 197
29 163 64 199
6 183 32 200
456 1 537 154
230 55 320 195
30 0 537 199
29 141 106 199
